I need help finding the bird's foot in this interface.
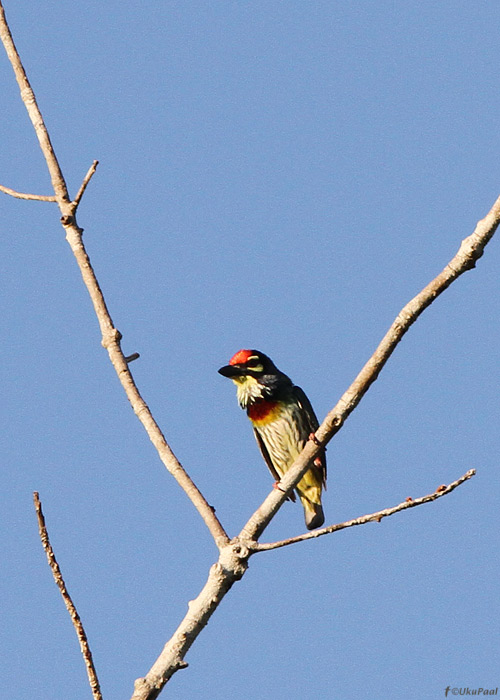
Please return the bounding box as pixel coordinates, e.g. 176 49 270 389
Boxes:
309 432 321 446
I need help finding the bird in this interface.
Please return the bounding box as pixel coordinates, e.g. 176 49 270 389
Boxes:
218 349 326 530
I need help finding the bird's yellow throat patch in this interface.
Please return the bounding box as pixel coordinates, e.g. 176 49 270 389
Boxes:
233 375 263 408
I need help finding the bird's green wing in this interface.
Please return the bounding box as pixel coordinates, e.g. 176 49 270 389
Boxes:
253 428 297 502
292 385 327 486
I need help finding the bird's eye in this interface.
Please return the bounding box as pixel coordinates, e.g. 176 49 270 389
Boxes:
246 356 264 372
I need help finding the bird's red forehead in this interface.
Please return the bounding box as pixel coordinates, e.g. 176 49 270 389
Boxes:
229 349 255 365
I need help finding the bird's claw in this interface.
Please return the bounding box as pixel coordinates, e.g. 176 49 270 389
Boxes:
309 432 321 446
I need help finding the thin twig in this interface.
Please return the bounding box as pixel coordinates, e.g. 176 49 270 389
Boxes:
0 0 229 550
240 195 500 543
0 1 70 205
251 469 476 551
33 492 103 700
0 183 56 201
73 160 99 207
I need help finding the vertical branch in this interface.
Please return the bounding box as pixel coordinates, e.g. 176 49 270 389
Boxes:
33 493 103 700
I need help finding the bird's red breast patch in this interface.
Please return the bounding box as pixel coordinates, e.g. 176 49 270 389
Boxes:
229 349 255 365
247 400 281 425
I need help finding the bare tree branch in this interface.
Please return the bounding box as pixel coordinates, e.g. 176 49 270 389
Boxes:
251 469 476 552
0 0 229 550
73 160 99 207
33 492 103 700
239 195 500 543
0 183 56 201
131 541 249 700
130 465 476 699
2 2 496 698
0 2 70 206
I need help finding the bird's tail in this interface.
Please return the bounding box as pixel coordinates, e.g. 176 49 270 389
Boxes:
297 480 325 530
302 500 325 530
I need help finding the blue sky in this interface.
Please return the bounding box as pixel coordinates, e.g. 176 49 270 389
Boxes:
1 2 499 699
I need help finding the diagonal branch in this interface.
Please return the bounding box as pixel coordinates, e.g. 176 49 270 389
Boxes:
0 183 56 201
73 160 99 207
239 195 500 543
0 1 229 550
131 466 477 700
33 492 103 700
251 469 476 552
0 1 70 206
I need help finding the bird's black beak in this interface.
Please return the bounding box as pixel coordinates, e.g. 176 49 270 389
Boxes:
218 364 243 378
